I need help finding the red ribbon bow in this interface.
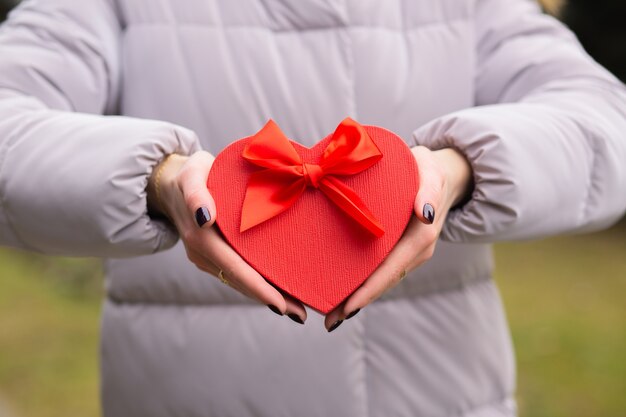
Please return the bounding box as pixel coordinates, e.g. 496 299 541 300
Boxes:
240 118 385 237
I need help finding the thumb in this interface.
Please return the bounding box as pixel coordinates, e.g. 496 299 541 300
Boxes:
179 151 218 228
411 146 444 225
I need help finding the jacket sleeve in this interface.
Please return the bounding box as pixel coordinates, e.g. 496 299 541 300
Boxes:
0 0 201 257
412 0 626 242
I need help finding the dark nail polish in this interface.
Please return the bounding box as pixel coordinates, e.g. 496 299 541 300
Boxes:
345 309 360 320
328 320 343 333
267 304 283 316
195 207 211 227
287 313 304 325
423 203 435 224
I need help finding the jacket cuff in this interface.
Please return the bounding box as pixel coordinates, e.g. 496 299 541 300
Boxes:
412 102 626 242
0 106 201 256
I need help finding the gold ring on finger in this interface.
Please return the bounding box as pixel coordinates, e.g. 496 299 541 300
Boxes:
218 269 230 286
399 270 407 281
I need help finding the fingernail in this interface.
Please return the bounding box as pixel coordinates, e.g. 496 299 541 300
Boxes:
267 304 283 316
345 309 360 320
287 313 304 325
328 320 343 333
423 203 435 224
195 207 211 227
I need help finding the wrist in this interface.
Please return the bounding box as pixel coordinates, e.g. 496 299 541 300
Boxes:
147 154 188 218
432 148 473 208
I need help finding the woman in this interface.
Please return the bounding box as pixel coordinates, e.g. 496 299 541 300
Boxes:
0 0 624 416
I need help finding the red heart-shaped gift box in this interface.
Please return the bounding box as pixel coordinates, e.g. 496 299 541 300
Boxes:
207 119 418 314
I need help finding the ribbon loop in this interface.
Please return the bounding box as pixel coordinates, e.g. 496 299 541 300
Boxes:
241 118 385 237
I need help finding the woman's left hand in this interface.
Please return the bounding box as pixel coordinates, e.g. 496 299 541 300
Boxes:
324 146 473 332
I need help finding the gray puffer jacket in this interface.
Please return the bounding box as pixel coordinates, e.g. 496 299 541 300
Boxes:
1 0 625 416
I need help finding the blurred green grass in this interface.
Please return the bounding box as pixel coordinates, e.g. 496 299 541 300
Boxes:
495 219 626 417
0 220 624 417
0 250 102 417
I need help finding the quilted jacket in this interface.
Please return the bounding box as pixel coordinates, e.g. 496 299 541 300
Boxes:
1 0 625 416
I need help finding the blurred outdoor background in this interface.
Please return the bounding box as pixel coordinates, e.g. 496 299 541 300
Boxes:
0 1 624 416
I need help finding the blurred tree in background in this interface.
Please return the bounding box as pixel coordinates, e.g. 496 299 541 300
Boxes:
0 0 17 21
563 0 626 82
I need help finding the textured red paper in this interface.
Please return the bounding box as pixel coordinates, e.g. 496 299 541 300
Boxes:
207 124 418 314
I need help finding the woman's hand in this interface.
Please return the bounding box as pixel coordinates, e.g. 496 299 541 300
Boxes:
147 151 307 324
323 146 473 332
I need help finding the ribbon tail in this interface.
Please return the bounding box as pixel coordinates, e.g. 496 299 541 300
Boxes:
240 169 306 232
319 176 385 237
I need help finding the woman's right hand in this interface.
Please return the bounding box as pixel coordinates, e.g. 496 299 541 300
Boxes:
147 151 307 324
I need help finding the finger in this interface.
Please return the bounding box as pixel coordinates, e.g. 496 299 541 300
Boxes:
339 218 435 321
283 292 307 324
200 227 288 313
324 300 347 332
411 146 444 225
264 280 307 324
324 300 365 332
187 248 255 297
186 247 220 276
192 239 307 324
178 151 218 228
214 269 257 300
